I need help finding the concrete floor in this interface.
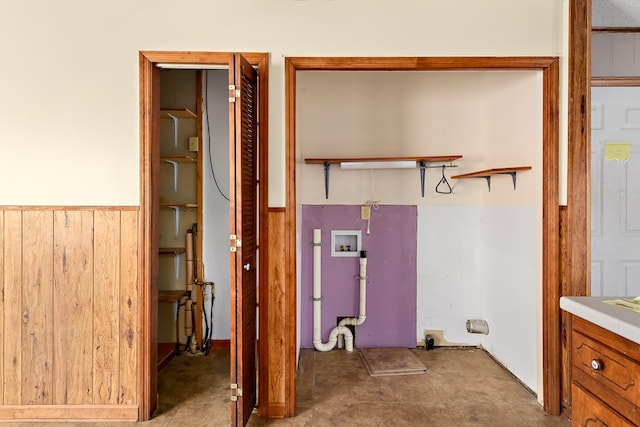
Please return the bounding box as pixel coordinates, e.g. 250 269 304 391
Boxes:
149 346 568 426
250 348 569 426
14 347 569 426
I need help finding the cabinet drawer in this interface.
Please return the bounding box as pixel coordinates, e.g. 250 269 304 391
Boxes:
572 383 634 427
573 329 640 406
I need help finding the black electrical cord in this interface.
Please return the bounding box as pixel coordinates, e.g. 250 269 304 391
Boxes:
201 285 214 355
201 301 210 355
204 72 230 202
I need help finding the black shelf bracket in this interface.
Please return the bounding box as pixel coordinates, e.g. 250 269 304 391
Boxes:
474 171 519 192
483 176 492 191
323 161 331 199
419 161 426 197
504 171 518 190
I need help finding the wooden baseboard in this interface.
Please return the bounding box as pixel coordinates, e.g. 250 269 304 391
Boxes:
258 402 286 418
211 339 230 350
158 342 178 372
0 405 139 422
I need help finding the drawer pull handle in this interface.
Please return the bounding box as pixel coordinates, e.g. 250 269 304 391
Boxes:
591 359 603 371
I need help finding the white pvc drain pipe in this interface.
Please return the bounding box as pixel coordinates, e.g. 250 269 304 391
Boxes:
337 251 367 349
312 228 354 352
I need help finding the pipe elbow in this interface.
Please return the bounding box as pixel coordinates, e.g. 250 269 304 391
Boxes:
313 338 336 352
339 316 366 327
343 334 354 352
338 318 350 327
333 325 352 340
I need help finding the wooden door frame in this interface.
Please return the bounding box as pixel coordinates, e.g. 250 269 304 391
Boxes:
138 51 269 421
564 22 640 413
562 0 590 417
284 56 560 414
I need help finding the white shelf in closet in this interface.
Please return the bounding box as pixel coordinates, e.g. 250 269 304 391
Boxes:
160 108 197 119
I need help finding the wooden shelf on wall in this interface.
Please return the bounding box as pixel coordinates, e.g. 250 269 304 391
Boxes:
160 155 197 163
159 203 198 208
159 247 186 255
304 155 463 198
452 166 531 191
158 290 187 303
304 155 462 165
158 342 178 372
160 108 197 119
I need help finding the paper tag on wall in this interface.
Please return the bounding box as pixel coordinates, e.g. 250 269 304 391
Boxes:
605 142 631 161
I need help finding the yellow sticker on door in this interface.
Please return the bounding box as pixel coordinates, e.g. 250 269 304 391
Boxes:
605 142 631 161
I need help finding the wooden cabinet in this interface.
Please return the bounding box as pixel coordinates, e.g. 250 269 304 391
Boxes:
572 383 633 427
571 316 640 426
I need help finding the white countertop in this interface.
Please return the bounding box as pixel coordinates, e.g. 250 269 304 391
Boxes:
560 296 640 345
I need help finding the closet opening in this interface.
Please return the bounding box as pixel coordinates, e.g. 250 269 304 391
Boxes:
139 52 268 426
284 56 560 414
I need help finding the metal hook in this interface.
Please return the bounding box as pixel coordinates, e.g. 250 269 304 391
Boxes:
435 165 452 194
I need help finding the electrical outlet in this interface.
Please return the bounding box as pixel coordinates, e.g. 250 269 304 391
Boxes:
361 206 370 220
188 136 199 152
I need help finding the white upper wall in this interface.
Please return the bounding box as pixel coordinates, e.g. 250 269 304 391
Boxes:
0 0 565 206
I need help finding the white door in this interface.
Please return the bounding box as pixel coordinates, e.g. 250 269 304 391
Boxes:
591 86 640 296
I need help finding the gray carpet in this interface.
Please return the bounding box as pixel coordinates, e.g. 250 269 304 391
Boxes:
359 347 427 377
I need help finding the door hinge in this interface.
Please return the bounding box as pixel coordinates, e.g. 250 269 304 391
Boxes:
228 84 240 103
230 383 243 401
230 234 242 252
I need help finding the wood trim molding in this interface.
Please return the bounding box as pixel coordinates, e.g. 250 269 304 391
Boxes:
0 405 138 422
0 206 139 211
542 58 561 416
564 0 591 417
286 56 557 71
284 57 298 418
567 2 591 318
138 51 159 421
256 53 273 418
261 403 286 419
211 339 231 350
559 206 571 416
592 77 640 86
261 210 288 418
140 51 268 66
285 55 560 415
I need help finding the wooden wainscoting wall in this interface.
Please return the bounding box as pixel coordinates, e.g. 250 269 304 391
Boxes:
259 207 288 417
0 207 139 422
